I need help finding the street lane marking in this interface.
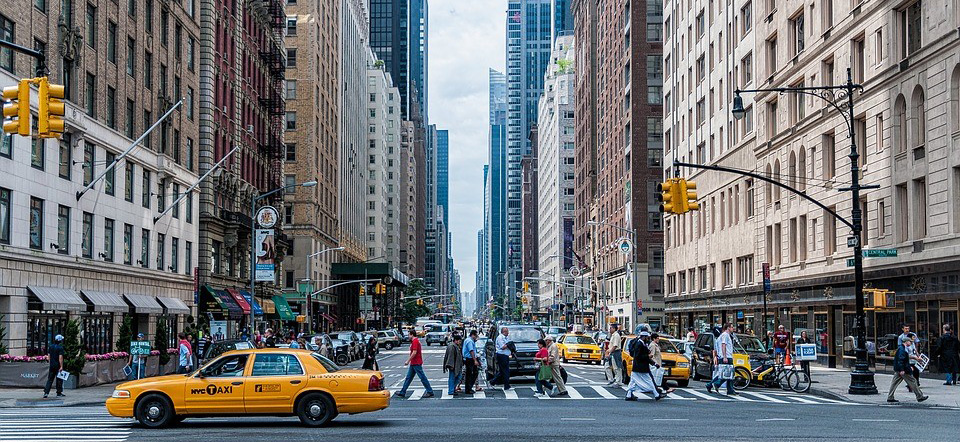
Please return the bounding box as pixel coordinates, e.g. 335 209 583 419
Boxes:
565 386 585 399
503 388 519 399
473 417 507 420
678 388 730 401
785 395 820 404
472 390 486 399
741 391 789 403
725 393 755 402
377 418 418 421
653 418 690 421
408 389 426 400
561 418 596 421
441 390 453 399
852 419 898 422
756 418 795 422
591 385 619 399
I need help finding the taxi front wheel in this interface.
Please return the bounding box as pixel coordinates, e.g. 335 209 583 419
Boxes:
135 393 175 428
297 393 336 427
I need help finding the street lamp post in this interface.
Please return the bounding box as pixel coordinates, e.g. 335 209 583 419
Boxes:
249 180 318 334
588 220 638 329
731 68 877 394
303 246 345 333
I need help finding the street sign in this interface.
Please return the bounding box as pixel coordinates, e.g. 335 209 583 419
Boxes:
847 258 856 267
569 266 581 278
619 239 633 256
863 249 898 257
298 281 314 297
762 262 771 293
130 341 151 355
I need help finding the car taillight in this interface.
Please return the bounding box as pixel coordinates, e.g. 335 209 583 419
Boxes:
368 375 383 391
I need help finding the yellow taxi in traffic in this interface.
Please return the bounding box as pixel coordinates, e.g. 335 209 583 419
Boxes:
619 335 691 387
106 348 389 428
556 333 603 364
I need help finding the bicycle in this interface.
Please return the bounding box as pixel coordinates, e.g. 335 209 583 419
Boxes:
733 359 811 393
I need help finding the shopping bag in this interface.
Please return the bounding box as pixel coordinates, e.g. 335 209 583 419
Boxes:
56 370 70 381
650 365 665 385
719 363 734 380
537 364 553 381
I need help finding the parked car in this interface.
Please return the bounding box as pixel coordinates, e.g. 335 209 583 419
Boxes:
303 334 335 360
484 323 567 383
329 338 352 365
376 330 402 350
689 332 768 383
425 324 452 346
330 331 362 360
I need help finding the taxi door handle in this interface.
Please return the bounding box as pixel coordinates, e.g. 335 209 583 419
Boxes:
290 380 302 385
231 381 243 386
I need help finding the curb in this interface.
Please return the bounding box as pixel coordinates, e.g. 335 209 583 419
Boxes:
807 385 859 403
0 399 105 408
807 385 960 409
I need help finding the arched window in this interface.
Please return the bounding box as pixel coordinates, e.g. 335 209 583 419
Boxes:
895 94 907 153
912 86 925 148
773 160 782 203
798 147 807 191
950 64 960 133
788 151 798 188
764 163 773 206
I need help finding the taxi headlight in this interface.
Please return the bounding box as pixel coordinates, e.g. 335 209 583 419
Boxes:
111 389 131 398
678 362 690 368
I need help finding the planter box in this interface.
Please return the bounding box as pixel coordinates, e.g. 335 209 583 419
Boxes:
0 362 51 388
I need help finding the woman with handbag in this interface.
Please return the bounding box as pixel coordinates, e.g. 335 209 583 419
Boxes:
533 339 554 397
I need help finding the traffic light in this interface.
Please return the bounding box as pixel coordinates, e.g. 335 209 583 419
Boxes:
416 298 424 306
522 281 530 293
680 179 699 212
2 79 31 136
38 77 65 138
375 283 384 295
864 288 896 310
656 178 681 214
359 286 366 295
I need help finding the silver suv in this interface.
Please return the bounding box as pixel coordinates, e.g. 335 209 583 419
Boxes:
376 330 401 350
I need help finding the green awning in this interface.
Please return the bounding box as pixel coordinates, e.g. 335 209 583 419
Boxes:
272 295 296 321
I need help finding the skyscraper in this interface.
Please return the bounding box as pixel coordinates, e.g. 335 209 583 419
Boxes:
436 129 449 226
367 0 428 120
486 69 508 309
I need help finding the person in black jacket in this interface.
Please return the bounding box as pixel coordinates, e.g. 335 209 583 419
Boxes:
624 332 668 401
796 330 813 379
937 324 960 385
362 336 380 370
887 337 928 403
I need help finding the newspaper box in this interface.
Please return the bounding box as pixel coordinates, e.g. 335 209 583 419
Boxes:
796 343 817 361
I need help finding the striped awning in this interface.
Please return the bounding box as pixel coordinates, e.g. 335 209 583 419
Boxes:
27 286 86 312
79 290 129 313
123 294 164 314
157 296 191 315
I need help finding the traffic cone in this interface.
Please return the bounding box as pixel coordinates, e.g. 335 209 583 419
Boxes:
784 351 792 366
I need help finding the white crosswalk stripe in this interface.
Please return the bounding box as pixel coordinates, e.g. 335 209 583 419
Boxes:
387 385 860 405
0 409 132 441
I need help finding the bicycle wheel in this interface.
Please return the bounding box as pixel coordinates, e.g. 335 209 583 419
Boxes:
732 367 751 390
777 368 793 390
790 368 811 393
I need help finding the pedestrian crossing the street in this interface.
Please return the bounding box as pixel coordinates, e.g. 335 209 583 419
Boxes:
387 385 860 406
0 407 132 441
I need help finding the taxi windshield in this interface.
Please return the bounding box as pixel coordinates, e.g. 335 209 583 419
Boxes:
658 340 679 353
564 335 596 345
311 353 340 372
735 335 767 354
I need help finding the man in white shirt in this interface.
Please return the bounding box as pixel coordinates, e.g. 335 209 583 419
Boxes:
493 327 512 390
606 324 623 386
707 324 737 395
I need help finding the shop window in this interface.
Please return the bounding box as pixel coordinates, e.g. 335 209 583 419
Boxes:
814 314 829 354
82 313 114 355
26 312 67 356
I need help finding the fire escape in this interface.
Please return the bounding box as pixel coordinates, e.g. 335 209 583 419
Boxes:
256 0 286 192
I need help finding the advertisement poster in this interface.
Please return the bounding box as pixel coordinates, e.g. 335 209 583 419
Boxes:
255 229 276 281
211 321 227 341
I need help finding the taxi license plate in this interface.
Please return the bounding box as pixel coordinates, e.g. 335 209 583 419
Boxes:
579 349 591 353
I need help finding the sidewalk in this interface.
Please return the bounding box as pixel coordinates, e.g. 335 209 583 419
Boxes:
807 366 960 408
0 381 120 408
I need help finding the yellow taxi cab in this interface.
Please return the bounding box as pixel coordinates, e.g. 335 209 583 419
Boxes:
619 335 691 387
106 348 389 428
556 333 603 364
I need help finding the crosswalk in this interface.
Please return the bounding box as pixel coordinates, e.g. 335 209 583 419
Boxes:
388 385 858 406
0 407 132 441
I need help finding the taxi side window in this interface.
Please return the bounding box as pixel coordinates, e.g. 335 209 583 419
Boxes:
204 355 249 377
251 354 305 376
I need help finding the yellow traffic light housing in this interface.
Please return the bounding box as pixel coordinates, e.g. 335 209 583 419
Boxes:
522 281 530 293
2 79 31 136
680 179 699 212
359 286 366 295
656 179 682 214
38 77 65 138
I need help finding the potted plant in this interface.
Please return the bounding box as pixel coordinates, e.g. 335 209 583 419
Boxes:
115 314 132 353
156 317 171 369
62 318 86 389
0 314 7 355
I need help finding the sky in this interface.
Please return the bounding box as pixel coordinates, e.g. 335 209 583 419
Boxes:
427 1 505 294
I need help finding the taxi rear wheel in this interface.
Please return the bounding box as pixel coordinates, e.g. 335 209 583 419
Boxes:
135 394 175 428
297 393 336 427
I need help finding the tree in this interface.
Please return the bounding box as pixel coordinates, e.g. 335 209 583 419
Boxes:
155 317 171 366
115 314 132 353
399 300 430 325
62 318 86 377
0 314 7 354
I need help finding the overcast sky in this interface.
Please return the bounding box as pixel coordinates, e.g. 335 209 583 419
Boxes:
427 1 505 294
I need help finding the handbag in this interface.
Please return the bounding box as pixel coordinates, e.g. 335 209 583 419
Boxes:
536 364 553 381
719 363 735 380
650 365 665 385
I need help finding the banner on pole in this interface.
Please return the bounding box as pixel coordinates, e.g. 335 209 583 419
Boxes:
255 229 276 281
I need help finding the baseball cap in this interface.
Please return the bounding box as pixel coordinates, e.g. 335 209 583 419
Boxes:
54 334 64 341
639 331 651 337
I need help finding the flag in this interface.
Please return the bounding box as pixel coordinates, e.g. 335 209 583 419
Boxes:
511 11 521 23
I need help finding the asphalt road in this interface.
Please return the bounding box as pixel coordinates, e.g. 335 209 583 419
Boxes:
4 341 957 441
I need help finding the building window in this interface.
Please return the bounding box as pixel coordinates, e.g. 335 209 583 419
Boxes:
171 237 179 272
187 36 196 71
157 178 166 212
123 223 133 265
186 87 194 120
766 99 778 136
722 260 733 287
29 197 43 250
286 16 297 36
646 0 663 41
791 12 804 55
286 48 297 67
211 241 221 274
156 233 165 270
185 241 192 274
81 212 93 258
824 206 837 255
106 86 116 128
741 2 752 35
124 162 134 202
31 137 44 170
141 229 150 268
0 14 14 72
142 170 151 208
285 80 296 99
737 255 754 285
741 52 753 85
766 35 778 76
913 178 926 239
143 51 152 89
59 134 72 180
106 21 116 63
286 143 296 161
103 218 114 261
172 183 180 219
186 192 193 223
0 188 9 244
125 99 135 138
126 37 135 76
102 151 115 195
822 132 836 179
286 112 296 130
900 1 922 59
56 205 69 254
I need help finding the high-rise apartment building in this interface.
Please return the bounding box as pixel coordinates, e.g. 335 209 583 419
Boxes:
521 127 540 313
486 68 508 306
436 128 448 226
573 0 665 330
663 0 960 367
340 0 369 262
365 60 402 264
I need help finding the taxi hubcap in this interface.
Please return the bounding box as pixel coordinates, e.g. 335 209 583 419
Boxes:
309 402 323 417
147 404 161 419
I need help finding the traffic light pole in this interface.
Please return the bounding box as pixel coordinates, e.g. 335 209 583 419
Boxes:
0 39 47 76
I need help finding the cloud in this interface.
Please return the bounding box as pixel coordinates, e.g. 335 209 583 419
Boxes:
428 0 505 293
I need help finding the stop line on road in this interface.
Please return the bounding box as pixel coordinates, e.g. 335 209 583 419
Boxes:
0 408 132 441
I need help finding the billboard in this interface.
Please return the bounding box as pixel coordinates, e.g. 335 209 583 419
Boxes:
255 229 276 281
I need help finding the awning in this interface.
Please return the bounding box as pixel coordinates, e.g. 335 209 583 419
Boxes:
79 290 129 313
215 290 243 320
200 286 228 316
157 296 191 315
27 286 86 312
123 294 163 314
225 288 252 315
320 313 334 322
271 295 296 321
238 290 264 316
261 297 276 314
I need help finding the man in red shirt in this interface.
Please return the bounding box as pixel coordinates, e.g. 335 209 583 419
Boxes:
773 325 791 363
396 329 435 398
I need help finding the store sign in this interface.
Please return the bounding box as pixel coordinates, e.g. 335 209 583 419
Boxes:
255 229 276 281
